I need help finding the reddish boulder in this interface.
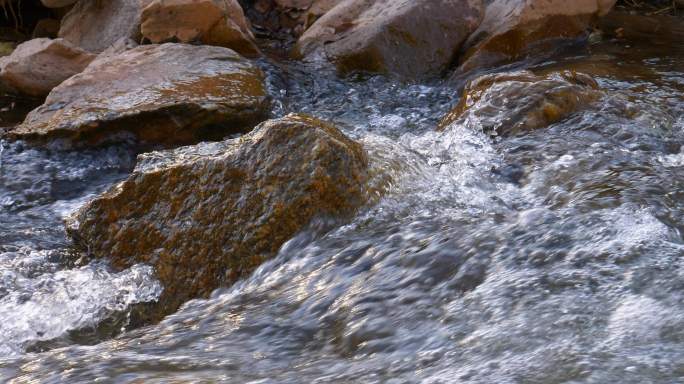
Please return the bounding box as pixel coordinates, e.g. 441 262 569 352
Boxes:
141 0 260 57
67 114 369 317
0 38 95 97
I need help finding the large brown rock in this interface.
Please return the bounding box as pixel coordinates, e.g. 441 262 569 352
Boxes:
293 0 483 79
141 0 260 57
458 0 617 73
9 43 270 147
66 113 369 317
0 38 95 97
440 70 602 136
59 0 153 53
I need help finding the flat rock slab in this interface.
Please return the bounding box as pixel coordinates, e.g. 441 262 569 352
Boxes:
67 114 369 318
440 70 602 136
9 43 270 147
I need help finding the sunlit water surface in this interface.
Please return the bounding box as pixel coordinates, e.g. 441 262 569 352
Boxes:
0 38 683 383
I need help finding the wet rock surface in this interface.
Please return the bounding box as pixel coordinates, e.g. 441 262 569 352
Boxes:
66 113 369 318
0 38 95 97
293 0 483 79
8 43 270 147
458 0 616 73
141 0 260 57
440 70 603 136
59 0 153 53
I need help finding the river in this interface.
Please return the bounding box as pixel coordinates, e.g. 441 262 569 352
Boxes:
0 30 683 383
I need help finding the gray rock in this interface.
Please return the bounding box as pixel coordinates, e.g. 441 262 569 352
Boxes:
293 0 483 79
59 0 153 53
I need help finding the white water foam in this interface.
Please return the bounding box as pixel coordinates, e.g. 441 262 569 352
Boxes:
0 261 161 356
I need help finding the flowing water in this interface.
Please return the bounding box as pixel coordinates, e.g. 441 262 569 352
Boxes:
0 34 684 383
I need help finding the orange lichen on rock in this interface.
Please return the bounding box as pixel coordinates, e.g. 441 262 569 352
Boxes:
67 114 369 319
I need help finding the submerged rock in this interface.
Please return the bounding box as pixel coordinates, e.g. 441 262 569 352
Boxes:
440 70 602 136
141 0 260 57
59 0 153 53
0 38 95 97
67 114 369 318
293 0 483 79
458 0 616 73
9 43 270 147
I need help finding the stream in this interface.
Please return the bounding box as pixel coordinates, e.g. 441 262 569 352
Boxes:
0 33 683 383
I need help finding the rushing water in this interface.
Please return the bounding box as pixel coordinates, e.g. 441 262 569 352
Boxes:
0 34 683 383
